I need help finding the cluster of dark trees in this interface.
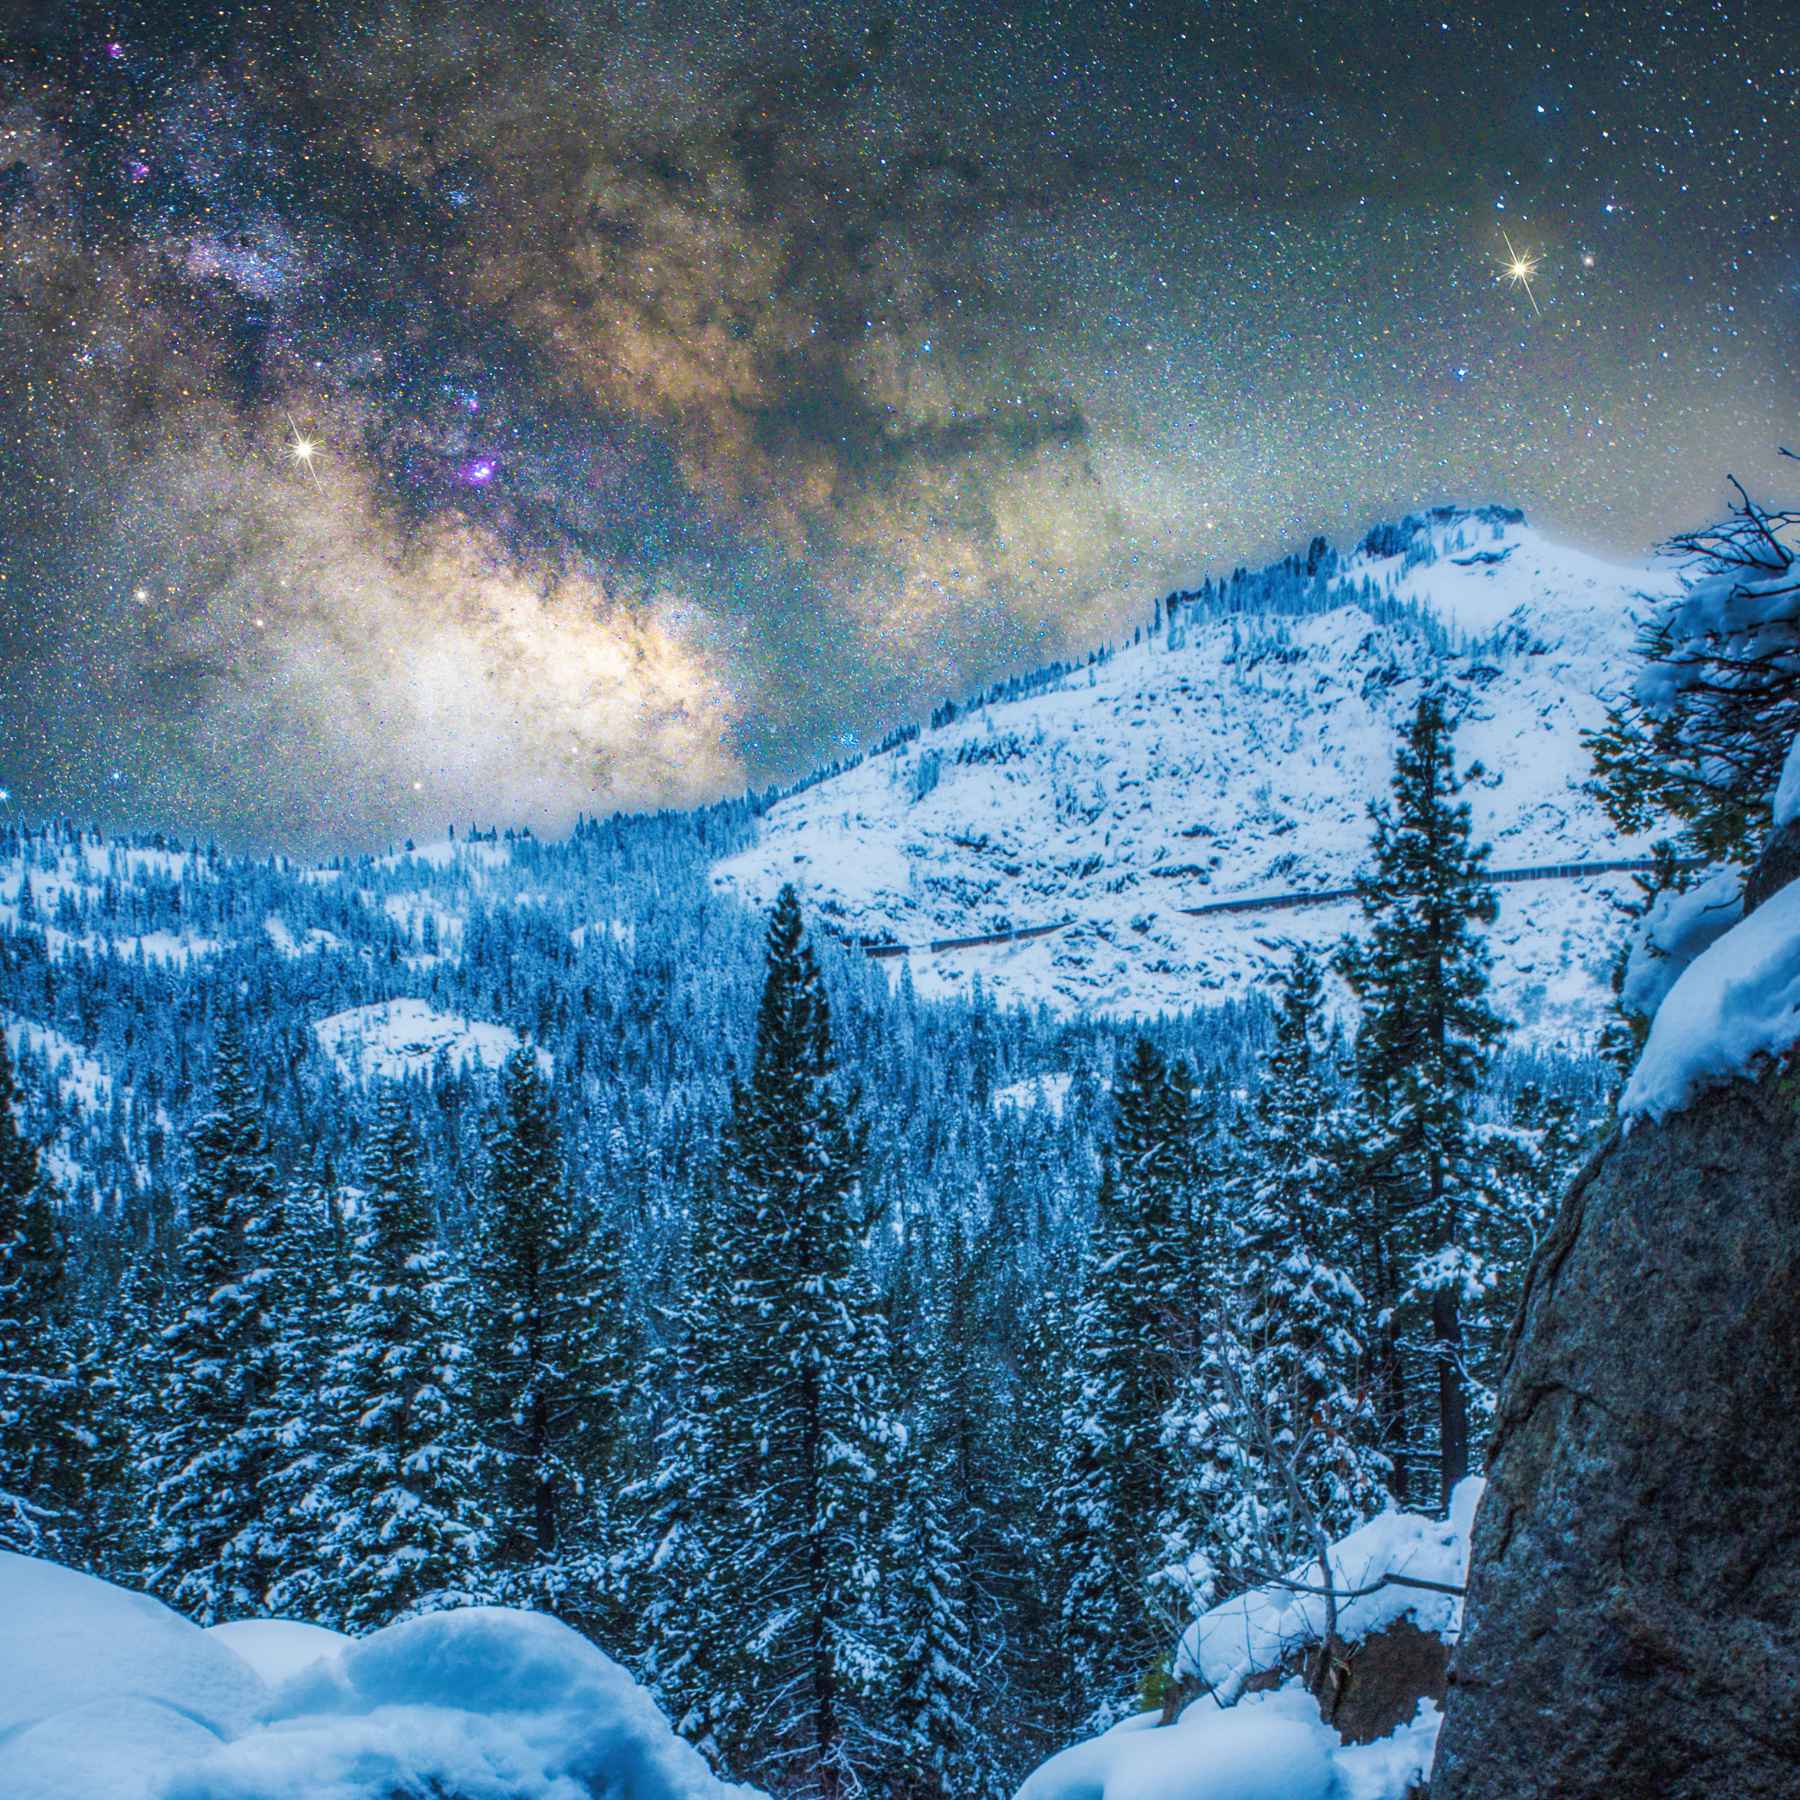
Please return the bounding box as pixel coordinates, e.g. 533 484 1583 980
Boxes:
0 688 1594 1798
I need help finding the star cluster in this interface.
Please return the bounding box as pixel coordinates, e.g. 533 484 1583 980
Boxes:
0 0 1793 848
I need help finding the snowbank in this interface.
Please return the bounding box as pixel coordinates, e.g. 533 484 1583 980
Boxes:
1015 1690 1345 1800
1014 1485 1480 1800
0 1555 759 1800
1617 868 1743 1026
0 1552 263 1800
1622 873 1800 1123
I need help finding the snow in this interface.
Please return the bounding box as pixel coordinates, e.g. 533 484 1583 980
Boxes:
713 509 1670 1036
204 1619 350 1686
1617 868 1743 1024
1622 873 1800 1123
1015 1485 1482 1800
0 1551 263 1800
1 1555 761 1800
312 998 550 1083
1015 1689 1342 1800
992 1072 1075 1117
1777 732 1800 829
1177 1479 1480 1702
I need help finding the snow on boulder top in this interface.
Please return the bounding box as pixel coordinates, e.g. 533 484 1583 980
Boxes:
1622 873 1800 1124
713 508 1672 1031
1176 1478 1483 1703
313 997 550 1083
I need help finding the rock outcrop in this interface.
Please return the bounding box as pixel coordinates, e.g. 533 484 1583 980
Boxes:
1430 852 1800 1796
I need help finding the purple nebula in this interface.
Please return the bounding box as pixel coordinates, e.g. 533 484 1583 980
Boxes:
458 456 497 486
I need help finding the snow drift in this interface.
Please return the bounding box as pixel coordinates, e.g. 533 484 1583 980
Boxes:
0 1552 759 1800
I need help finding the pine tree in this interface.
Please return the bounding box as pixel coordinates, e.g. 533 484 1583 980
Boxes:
1336 689 1503 1506
1160 950 1386 1614
0 1031 82 1559
885 1274 989 1800
651 885 895 1797
143 1021 289 1620
1057 1038 1206 1727
468 1050 634 1637
633 1181 746 1762
309 1090 486 1630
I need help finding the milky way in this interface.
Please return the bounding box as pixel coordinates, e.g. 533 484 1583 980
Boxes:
0 0 1793 849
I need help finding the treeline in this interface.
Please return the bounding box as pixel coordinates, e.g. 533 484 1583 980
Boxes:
0 688 1589 1799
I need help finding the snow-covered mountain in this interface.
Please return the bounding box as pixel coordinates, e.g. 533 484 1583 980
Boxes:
713 506 1674 1040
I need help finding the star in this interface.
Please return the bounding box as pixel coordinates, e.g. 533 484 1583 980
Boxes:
285 413 325 491
1496 231 1544 318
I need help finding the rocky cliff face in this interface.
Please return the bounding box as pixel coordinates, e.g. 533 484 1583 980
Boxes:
1430 835 1800 1796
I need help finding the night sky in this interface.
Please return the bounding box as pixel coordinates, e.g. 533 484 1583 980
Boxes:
0 1 1793 850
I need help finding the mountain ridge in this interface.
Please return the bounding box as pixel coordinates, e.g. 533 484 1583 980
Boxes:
713 505 1675 1038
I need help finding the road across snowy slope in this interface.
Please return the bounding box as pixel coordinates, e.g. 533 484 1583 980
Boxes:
713 506 1675 1039
857 855 1689 958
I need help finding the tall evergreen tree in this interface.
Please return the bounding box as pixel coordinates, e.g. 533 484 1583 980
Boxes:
1159 950 1386 1614
468 1050 634 1635
1057 1038 1206 1726
309 1090 486 1631
1336 689 1503 1506
883 1247 991 1800
650 885 895 1797
143 1021 289 1620
0 1031 81 1559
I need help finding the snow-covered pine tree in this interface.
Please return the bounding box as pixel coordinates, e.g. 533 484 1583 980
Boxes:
310 1089 486 1631
468 1049 634 1637
632 1179 747 1765
143 1020 291 1621
0 1029 82 1559
1057 1037 1203 1727
1159 949 1387 1617
258 1166 349 1619
1336 688 1503 1506
884 1255 991 1800
685 885 895 1797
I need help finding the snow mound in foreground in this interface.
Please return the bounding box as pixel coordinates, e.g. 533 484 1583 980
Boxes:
1017 1690 1342 1800
0 1551 264 1800
1623 873 1800 1124
202 1619 350 1687
1015 1483 1482 1800
0 1555 759 1800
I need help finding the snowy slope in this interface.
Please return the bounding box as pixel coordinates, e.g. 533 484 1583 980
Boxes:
313 998 550 1083
713 507 1673 1039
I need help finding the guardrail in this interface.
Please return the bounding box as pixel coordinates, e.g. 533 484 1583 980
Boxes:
852 855 1690 960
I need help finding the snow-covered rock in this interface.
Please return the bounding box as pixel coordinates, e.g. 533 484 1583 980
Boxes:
1015 1484 1481 1800
714 508 1672 1037
1622 873 1800 1123
1176 1479 1481 1703
0 1554 761 1800
312 998 549 1083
